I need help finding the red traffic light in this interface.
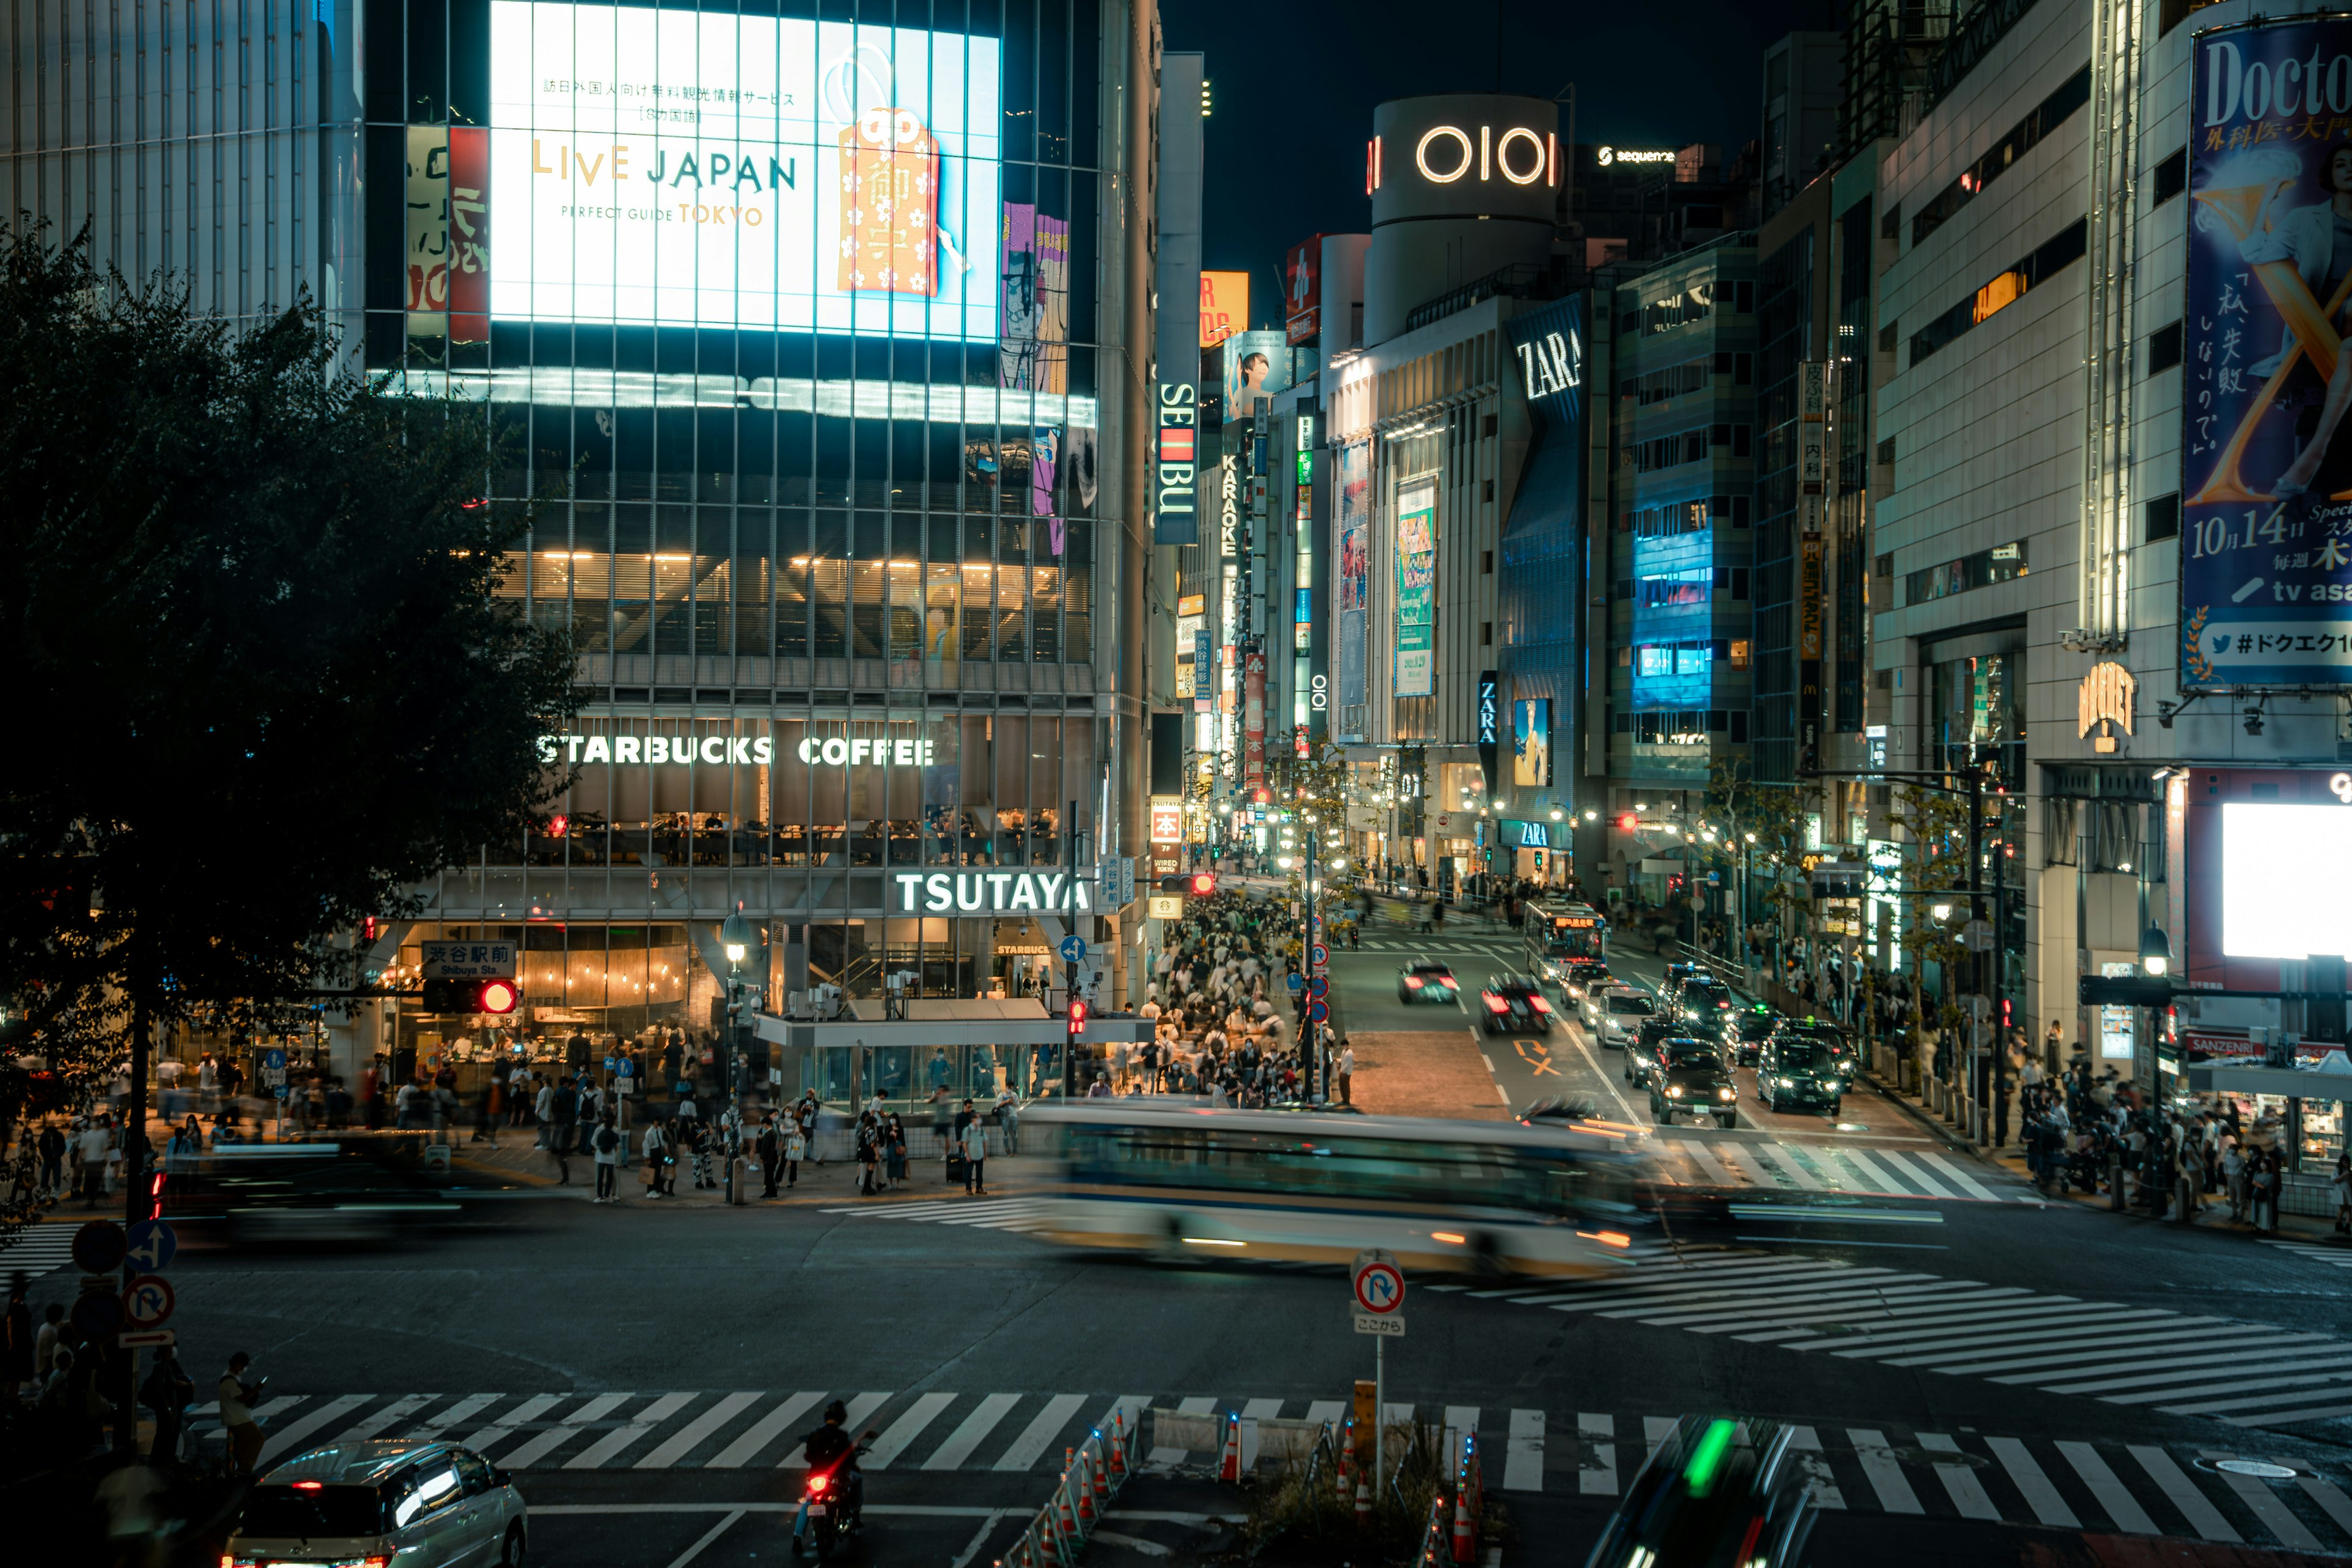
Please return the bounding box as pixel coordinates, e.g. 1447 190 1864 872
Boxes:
421 976 521 1014
1189 872 1216 896
1066 999 1088 1037
1616 813 1638 833
478 978 519 1015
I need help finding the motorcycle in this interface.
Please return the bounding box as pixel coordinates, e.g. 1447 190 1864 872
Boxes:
793 1440 875 1562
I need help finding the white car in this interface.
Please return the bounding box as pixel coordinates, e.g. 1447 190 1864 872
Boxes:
1587 986 1656 1047
227 1440 527 1568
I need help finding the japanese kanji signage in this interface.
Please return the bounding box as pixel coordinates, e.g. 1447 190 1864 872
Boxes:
2184 20 2352 690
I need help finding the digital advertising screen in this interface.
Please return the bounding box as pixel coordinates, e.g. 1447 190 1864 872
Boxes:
1513 698 1551 787
2219 800 2352 960
2184 18 2352 688
1394 477 1437 698
488 1 1003 341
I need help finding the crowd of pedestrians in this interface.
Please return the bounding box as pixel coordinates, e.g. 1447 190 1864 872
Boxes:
1125 888 1323 1106
2015 1057 2304 1230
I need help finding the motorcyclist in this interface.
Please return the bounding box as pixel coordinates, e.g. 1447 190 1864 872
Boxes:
796 1401 872 1544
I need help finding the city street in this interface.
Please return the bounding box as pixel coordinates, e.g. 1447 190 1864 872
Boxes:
13 914 2349 1564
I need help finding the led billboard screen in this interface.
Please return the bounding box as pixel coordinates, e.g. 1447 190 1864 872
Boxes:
489 1 1002 341
2220 801 2352 960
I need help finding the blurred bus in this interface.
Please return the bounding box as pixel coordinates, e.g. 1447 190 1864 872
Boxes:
1525 899 1609 983
1026 1103 1648 1278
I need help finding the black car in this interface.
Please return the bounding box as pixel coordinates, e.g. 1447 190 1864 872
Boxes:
1757 1033 1845 1115
1397 959 1461 1005
1479 974 1556 1035
1623 1016 1682 1085
1676 976 1740 1034
1659 962 1702 1005
1730 1005 1781 1068
1772 1019 1858 1083
1583 1415 1816 1568
1649 1038 1738 1129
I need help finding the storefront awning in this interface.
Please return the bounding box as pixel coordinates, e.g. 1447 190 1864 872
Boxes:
2187 1062 2352 1099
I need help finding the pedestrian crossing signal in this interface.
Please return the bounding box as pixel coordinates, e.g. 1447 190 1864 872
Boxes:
1189 872 1216 896
1067 1000 1088 1039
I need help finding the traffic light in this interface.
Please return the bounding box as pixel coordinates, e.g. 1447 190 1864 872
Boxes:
1616 813 1638 833
1189 871 1216 896
2078 973 2174 1009
1067 998 1088 1039
421 977 521 1015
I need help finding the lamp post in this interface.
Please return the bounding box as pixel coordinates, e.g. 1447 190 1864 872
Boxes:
720 907 756 1205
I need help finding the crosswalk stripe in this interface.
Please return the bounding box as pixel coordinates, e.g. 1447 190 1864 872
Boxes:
1916 1434 1999 1520
2109 1368 2352 1409
1175 1395 1218 1417
2201 1452 2322 1550
1504 1411 1542 1492
2057 1441 2160 1535
709 1392 824 1470
0 1227 81 1276
865 1392 959 1470
1831 1312 2176 1362
1576 1412 1615 1495
636 1391 763 1470
567 1392 694 1469
1245 1398 1285 1421
926 1393 1022 1472
1832 1148 1906 1196
1973 1331 2250 1380
499 1393 630 1469
1756 1145 1825 1191
1100 1395 1150 1455
466 1393 565 1457
994 1393 1087 1472
1872 1150 1956 1199
2022 1341 2342 1392
1642 1415 1677 1468
410 1393 507 1441
1985 1436 2079 1529
1304 1400 1347 1430
1737 1287 2049 1341
2225 1400 2352 1428
1678 1140 1735 1185
1847 1429 1923 1515
2299 1476 2352 1536
257 1393 375 1466
1540 1262 1858 1311
331 1392 442 1448
1915 1150 2002 1202
1715 1143 1772 1186
1785 1427 1845 1509
781 1393 892 1468
2129 1445 2241 1542
1604 1273 1916 1324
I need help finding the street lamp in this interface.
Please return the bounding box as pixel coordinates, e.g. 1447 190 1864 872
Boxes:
1550 809 1564 821
2139 924 2173 977
1931 901 1953 923
718 907 758 1202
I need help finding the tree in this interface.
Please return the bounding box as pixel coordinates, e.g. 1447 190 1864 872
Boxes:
0 227 580 1260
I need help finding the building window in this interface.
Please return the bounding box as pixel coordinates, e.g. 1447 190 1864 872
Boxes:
2151 148 2187 206
1911 66 2090 247
1483 477 1496 502
1910 219 2089 365
1876 436 1896 466
1874 552 1893 578
1906 540 2029 605
2146 320 2184 375
2145 492 2181 542
1878 322 1896 353
1730 639 1752 668
1482 549 1494 574
1480 621 1492 646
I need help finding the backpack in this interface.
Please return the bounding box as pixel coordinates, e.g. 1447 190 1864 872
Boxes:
595 1125 619 1155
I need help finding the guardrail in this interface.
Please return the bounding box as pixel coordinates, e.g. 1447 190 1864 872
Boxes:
999 1414 1129 1568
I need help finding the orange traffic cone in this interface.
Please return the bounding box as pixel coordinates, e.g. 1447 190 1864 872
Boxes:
1093 1434 1113 1500
1336 1424 1354 1502
1110 1411 1129 1479
1077 1447 1099 1523
1450 1486 1474 1564
1057 1477 1081 1545
1354 1476 1373 1527
1033 1513 1057 1567
1218 1412 1242 1483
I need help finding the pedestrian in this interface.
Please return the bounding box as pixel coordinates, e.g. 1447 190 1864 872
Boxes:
36 1122 66 1198
960 1109 989 1196
549 1076 579 1186
2176 1128 2203 1224
138 1345 195 1462
217 1352 266 1474
591 1115 623 1204
1337 1040 1355 1105
641 1118 669 1198
2335 1152 2352 1237
78 1117 111 1204
688 1116 715 1191
2 1278 32 1404
885 1113 908 1189
856 1114 880 1196
33 1301 64 1387
783 1118 805 1189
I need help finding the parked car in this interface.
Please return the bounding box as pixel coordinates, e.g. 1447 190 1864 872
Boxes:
226 1441 527 1568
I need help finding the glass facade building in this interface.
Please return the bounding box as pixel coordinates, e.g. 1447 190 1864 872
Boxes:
6 0 1152 1076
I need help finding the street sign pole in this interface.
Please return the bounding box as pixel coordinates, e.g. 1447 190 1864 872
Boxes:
1351 1250 1406 1484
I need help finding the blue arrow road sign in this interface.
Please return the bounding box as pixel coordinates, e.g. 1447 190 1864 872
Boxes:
1059 935 1088 963
125 1220 178 1272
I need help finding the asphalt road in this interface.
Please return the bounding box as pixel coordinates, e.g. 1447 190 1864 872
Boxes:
39 914 2352 1565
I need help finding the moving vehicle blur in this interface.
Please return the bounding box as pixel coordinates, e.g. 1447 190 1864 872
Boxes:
1028 1103 1647 1278
1396 959 1461 1005
1582 1415 1817 1568
1651 1039 1740 1129
164 1140 468 1246
1478 974 1556 1035
227 1440 526 1568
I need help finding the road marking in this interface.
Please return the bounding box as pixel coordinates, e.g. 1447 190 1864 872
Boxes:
706 1392 823 1470
637 1392 763 1470
1754 1145 1826 1191
1503 1411 1543 1493
1561 1028 1644 1123
2128 1445 2240 1542
1784 1427 1845 1509
1830 1147 1907 1196
924 1393 1023 1472
1678 1139 1736 1185
500 1393 632 1469
950 1510 1016 1568
1642 1415 1677 1467
408 1392 507 1441
567 1392 695 1469
867 1392 961 1470
1846 1429 1923 1514
1305 1401 1348 1430
2036 1341 2345 1393
1915 1433 1999 1520
1576 1412 1615 1495
994 1393 1088 1472
330 1392 442 1448
1915 1150 2002 1202
1871 1150 1957 1199
2299 1475 2352 1537
257 1393 375 1466
466 1393 565 1457
780 1393 892 1468
2055 1441 2159 1534
1715 1143 1774 1187
663 1507 744 1568
2199 1450 2321 1550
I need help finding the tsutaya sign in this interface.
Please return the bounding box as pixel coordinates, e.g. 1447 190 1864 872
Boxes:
892 870 1095 913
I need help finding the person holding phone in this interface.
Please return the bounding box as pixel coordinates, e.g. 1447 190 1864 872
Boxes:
218 1351 266 1473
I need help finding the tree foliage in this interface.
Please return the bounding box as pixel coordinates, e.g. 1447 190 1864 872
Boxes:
0 226 580 1143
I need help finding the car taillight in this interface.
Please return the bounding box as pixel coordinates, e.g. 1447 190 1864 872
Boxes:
1483 995 1509 1013
1437 976 1457 988
1530 997 1551 1012
1405 975 1423 987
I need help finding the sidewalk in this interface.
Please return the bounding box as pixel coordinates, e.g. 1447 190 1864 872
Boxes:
446 1133 1052 1204
1345 1030 1512 1121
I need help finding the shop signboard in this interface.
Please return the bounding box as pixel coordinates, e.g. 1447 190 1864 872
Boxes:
2098 960 2136 1061
2183 17 2352 690
1223 331 1296 423
1200 270 1249 348
1244 650 1268 788
1150 797 1183 845
488 2 1002 342
1393 478 1438 697
1335 440 1371 739
1285 236 1322 345
421 941 518 979
891 870 1098 914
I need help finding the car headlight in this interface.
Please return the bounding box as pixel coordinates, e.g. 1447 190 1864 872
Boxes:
1665 1085 1684 1097
1719 1087 1735 1101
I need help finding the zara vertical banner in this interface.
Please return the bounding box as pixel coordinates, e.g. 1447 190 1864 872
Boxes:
1393 478 1439 697
2185 18 2352 690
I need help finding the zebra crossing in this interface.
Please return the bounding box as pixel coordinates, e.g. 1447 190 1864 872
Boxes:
188 1386 2352 1548
1430 1247 2352 1430
2261 1237 2352 1272
820 1197 1050 1231
1646 1136 2030 1202
0 1222 80 1278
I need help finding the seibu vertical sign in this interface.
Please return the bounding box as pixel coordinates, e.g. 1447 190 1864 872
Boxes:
1156 381 1199 545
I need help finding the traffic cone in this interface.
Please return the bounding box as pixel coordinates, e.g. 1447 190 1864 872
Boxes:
1218 1411 1242 1483
1092 1433 1113 1499
1450 1485 1475 1564
1335 1425 1354 1502
1057 1477 1081 1545
1031 1513 1055 1567
1109 1410 1129 1480
1354 1476 1373 1527
1076 1445 1099 1524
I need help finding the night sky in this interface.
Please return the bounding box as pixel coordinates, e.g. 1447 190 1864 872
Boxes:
1160 0 1838 328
